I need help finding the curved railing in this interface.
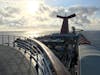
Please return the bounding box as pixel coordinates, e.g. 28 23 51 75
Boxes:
14 38 71 75
0 35 70 75
29 39 71 75
14 38 53 75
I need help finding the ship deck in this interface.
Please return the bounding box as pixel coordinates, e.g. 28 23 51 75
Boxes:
0 45 37 75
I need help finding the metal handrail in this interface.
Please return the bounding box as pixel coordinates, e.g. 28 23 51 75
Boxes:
14 38 53 75
25 38 71 75
14 38 71 75
31 39 71 75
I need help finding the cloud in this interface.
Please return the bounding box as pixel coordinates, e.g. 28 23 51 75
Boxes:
39 4 100 28
0 0 100 31
0 5 26 26
43 5 100 30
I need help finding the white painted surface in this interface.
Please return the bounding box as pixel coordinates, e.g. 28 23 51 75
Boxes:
79 45 100 75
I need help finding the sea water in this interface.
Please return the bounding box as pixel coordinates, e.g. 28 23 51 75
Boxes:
0 30 55 45
82 31 100 50
0 30 100 49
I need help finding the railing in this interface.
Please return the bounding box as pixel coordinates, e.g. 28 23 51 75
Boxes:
28 39 71 75
0 35 71 75
0 35 22 46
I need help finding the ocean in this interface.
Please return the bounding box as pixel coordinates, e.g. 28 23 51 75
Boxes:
0 30 100 49
0 31 56 45
82 31 100 50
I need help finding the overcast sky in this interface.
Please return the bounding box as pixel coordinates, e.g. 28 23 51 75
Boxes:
0 0 100 31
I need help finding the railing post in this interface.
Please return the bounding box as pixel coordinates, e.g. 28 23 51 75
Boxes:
36 54 39 75
8 35 10 46
13 36 15 47
2 35 4 45
29 55 32 75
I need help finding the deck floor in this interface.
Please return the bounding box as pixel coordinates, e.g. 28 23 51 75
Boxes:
0 45 37 75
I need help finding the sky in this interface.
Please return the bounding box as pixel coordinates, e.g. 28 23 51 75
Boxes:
0 0 100 31
45 0 100 7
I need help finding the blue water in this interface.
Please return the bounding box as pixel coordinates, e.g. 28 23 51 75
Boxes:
0 31 55 45
82 31 100 49
0 31 53 38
